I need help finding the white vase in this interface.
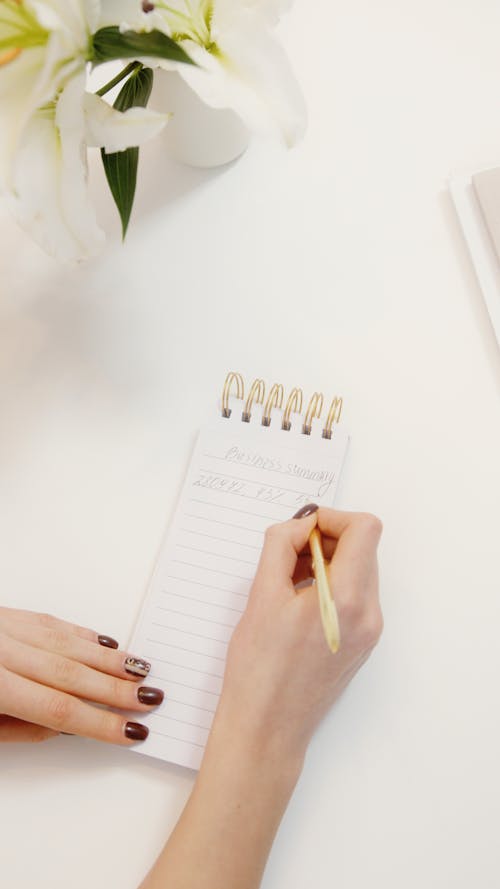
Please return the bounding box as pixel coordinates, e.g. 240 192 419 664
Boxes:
152 70 250 169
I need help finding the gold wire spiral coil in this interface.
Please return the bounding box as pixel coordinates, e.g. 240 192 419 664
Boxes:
262 383 284 427
281 387 303 431
221 371 244 418
302 391 324 435
242 378 265 423
322 396 343 439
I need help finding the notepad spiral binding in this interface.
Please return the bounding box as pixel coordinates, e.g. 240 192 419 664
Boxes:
221 372 343 440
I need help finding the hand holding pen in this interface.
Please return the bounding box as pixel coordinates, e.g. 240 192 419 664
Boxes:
212 505 383 768
147 506 384 889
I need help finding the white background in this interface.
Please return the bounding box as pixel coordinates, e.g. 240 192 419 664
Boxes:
1 1 499 886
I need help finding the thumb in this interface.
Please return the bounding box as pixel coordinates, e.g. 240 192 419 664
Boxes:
250 505 319 604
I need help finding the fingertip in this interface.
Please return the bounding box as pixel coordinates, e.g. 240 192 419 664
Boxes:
292 503 319 520
124 721 149 743
316 508 384 542
98 635 119 650
316 507 353 539
262 512 318 561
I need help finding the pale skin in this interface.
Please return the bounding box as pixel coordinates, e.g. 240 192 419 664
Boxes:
0 507 383 889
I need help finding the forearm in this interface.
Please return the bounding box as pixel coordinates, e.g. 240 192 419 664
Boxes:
139 714 302 889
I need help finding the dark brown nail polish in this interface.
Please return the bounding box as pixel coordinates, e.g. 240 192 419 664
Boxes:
137 687 164 706
293 503 319 519
125 657 151 677
98 635 119 649
125 722 149 742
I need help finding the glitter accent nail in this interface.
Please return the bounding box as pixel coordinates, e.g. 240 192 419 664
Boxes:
124 657 151 678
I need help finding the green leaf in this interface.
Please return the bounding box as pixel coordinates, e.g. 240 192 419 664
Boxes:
101 66 154 240
92 26 194 66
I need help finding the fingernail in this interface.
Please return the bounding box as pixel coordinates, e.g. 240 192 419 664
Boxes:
125 657 151 678
137 686 164 706
124 722 149 742
98 635 119 649
293 503 319 519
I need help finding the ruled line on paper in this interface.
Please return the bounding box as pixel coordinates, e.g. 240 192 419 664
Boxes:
198 467 319 498
188 499 280 521
146 638 226 662
197 486 312 509
183 514 265 536
179 528 262 550
154 713 212 732
151 620 231 646
165 574 248 598
147 676 220 697
166 697 216 715
148 730 205 748
171 559 253 582
160 590 244 614
143 655 223 680
153 612 236 629
192 487 296 508
176 543 258 566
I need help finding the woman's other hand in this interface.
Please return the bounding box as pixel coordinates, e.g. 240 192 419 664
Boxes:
0 607 163 744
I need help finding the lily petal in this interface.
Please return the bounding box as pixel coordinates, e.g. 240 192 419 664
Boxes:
146 1 306 145
27 0 99 41
0 33 83 186
97 0 170 34
169 10 306 145
7 73 105 262
83 92 169 152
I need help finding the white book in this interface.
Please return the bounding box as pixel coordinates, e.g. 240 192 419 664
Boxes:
449 165 500 345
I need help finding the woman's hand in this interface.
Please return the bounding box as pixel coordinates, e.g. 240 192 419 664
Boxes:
212 505 384 772
0 607 163 744
139 506 383 889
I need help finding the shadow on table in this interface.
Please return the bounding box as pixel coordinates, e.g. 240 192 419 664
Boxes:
89 127 234 238
1 731 195 788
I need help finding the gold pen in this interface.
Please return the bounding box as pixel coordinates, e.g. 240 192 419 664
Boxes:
309 527 341 653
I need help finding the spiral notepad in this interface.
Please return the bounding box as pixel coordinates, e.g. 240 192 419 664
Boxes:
128 373 350 770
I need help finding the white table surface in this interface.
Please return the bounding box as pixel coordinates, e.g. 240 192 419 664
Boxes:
1 2 500 887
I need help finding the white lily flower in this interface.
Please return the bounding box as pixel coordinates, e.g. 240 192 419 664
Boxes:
6 72 169 261
5 74 106 260
1 1 169 260
101 0 306 146
0 0 97 182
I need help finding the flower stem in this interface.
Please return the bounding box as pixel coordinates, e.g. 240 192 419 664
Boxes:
96 61 142 97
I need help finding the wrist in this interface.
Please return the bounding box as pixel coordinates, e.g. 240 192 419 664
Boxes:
203 703 305 798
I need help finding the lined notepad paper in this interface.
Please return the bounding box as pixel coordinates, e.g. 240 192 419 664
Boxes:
128 399 350 769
